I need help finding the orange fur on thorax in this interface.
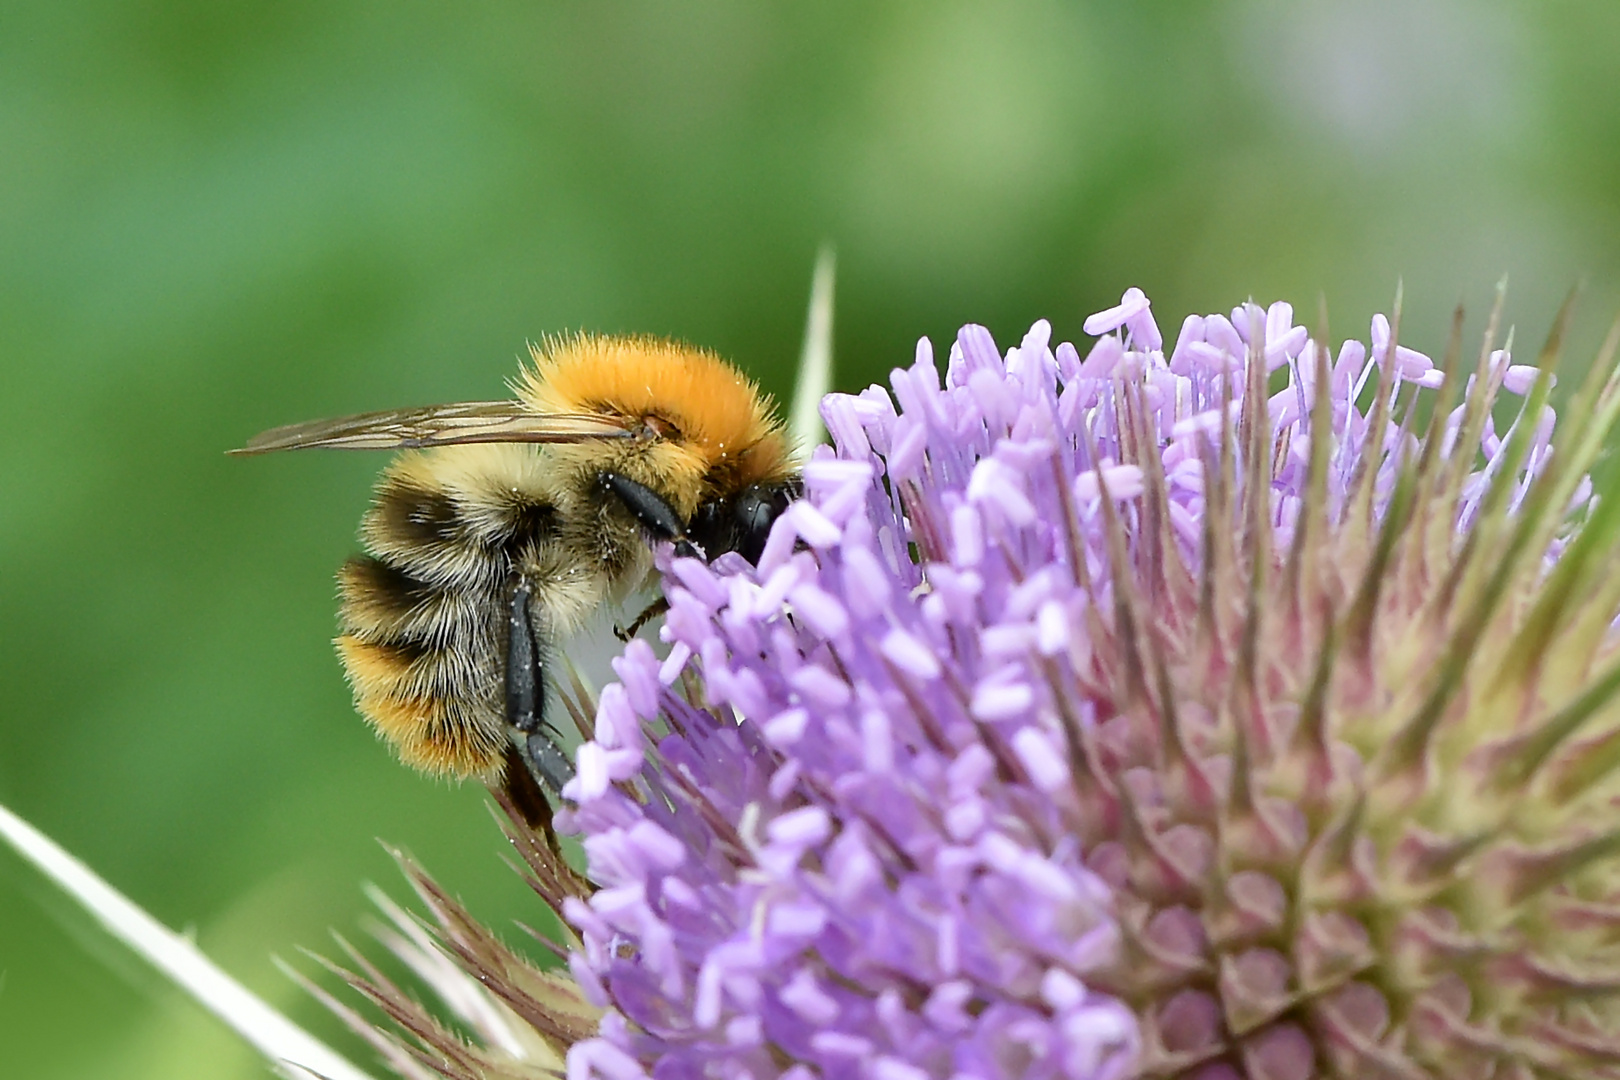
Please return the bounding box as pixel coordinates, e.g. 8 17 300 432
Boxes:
517 334 789 485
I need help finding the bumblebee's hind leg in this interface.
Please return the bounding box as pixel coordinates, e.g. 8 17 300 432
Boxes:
498 742 556 834
505 577 576 803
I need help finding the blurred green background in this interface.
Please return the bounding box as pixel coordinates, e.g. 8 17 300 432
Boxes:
3 1 1619 1076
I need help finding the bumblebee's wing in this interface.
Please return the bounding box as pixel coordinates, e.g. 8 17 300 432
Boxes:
232 401 634 455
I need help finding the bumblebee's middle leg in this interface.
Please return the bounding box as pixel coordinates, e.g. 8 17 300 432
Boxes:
615 595 671 642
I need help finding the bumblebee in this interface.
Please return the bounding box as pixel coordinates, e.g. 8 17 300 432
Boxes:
237 334 799 816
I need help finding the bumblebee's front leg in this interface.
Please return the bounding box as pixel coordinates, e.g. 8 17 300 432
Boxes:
506 577 575 795
598 471 702 559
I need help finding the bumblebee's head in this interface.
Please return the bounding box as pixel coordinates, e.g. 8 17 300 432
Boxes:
518 333 797 523
685 477 802 564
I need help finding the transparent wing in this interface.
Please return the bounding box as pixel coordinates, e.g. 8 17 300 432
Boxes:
232 400 634 455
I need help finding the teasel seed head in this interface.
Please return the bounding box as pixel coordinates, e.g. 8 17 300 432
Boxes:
326 287 1620 1080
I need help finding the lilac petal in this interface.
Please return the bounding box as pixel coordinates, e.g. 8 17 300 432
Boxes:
842 546 895 617
952 504 986 567
782 501 842 548
1125 308 1163 354
753 561 804 620
789 664 853 708
768 806 832 847
764 707 810 746
1083 287 1153 341
1074 464 1145 503
666 557 728 612
803 457 876 492
627 820 686 871
811 1031 875 1058
788 583 850 640
1265 301 1294 343
780 970 840 1025
821 394 872 459
859 708 894 773
766 899 828 939
1168 314 1206 374
1014 319 1056 389
1079 335 1124 379
566 1037 649 1080
880 629 942 679
1231 301 1265 342
971 680 1035 722
1042 968 1087 1011
1204 313 1244 358
1013 728 1070 792
957 323 1003 375
568 743 610 801
1055 340 1083 381
1266 325 1308 371
752 515 800 578
1369 312 1435 378
873 1057 931 1080
1036 600 1071 656
612 642 662 718
593 684 638 751
968 458 1037 527
657 642 692 684
886 414 928 483
1502 364 1540 395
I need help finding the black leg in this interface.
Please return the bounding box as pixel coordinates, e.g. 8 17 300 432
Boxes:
599 472 703 558
499 742 555 832
523 732 576 793
506 577 575 793
615 596 671 642
506 579 542 731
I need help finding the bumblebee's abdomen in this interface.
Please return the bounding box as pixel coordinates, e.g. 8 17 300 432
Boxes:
338 556 508 778
336 451 559 779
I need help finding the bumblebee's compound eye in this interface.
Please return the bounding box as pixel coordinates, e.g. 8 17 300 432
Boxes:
730 481 796 565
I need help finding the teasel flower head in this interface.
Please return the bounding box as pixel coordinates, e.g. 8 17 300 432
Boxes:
332 286 1620 1080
